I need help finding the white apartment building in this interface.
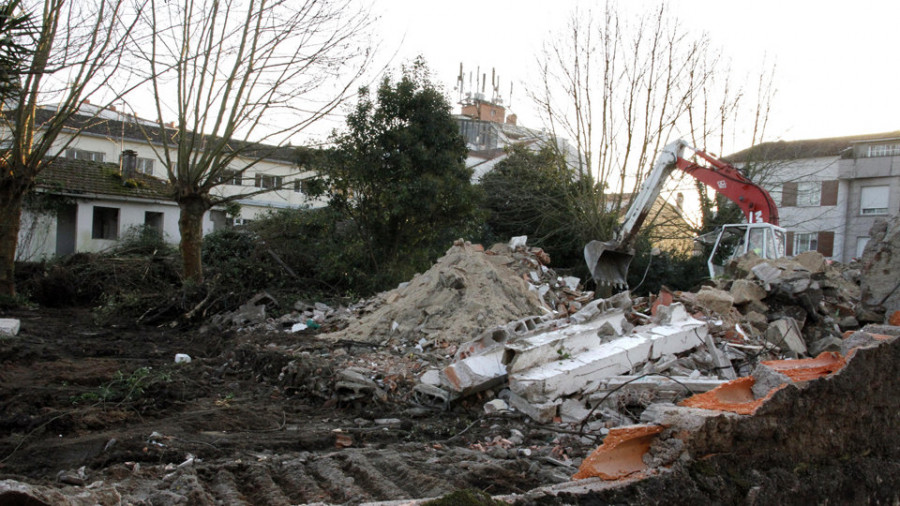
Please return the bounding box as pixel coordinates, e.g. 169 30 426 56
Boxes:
727 131 900 262
15 106 324 260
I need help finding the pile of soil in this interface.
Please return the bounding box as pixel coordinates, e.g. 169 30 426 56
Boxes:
320 242 547 344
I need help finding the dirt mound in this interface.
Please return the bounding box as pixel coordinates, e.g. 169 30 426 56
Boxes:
319 242 547 344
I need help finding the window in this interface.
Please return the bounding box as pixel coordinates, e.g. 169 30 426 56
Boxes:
866 144 900 157
254 174 282 189
796 181 821 207
794 233 818 254
860 186 889 215
136 157 154 174
293 179 302 193
66 148 105 162
92 206 119 239
219 170 242 185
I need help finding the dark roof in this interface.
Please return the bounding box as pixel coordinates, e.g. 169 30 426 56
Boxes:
35 157 172 201
37 108 298 163
726 130 900 163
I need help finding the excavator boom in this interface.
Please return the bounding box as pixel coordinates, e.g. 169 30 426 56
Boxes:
586 140 780 287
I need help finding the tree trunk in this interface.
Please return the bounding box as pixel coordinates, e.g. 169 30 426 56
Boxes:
178 196 209 283
0 185 25 297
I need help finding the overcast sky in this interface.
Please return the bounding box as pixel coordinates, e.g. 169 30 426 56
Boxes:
370 0 900 154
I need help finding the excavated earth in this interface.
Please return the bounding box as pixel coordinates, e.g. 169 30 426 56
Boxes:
0 307 594 505
2 308 899 505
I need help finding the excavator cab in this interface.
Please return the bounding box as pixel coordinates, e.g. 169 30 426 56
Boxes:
706 223 786 278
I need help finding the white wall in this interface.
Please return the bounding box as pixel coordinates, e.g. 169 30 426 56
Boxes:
16 196 215 260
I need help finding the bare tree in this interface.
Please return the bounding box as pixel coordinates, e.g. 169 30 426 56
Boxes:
530 3 777 244
134 0 374 283
0 0 139 296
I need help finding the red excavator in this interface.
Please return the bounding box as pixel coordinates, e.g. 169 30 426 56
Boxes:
585 139 786 287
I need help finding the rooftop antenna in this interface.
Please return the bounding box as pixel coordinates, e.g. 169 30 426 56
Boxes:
509 82 514 109
457 62 464 102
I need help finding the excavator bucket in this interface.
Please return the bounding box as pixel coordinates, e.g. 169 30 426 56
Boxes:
584 240 634 288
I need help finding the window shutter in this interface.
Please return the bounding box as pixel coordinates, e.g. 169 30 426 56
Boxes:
785 231 794 256
820 181 838 206
781 182 798 207
817 231 834 257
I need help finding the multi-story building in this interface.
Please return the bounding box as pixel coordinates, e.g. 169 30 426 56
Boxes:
727 131 900 262
15 105 324 260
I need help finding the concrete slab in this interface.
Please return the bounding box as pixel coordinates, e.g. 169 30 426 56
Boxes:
509 335 653 403
510 318 709 403
505 309 627 373
0 319 20 337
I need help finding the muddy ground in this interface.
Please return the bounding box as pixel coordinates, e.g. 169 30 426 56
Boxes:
0 307 597 505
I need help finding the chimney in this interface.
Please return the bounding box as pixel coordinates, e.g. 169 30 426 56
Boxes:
121 149 137 181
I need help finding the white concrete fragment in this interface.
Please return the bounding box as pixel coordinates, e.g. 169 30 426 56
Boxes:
509 236 528 248
644 317 708 360
290 322 308 333
563 276 580 290
505 309 627 373
765 318 807 355
420 369 442 386
559 398 592 423
174 354 191 364
0 318 20 336
508 391 557 423
440 347 507 393
484 399 510 414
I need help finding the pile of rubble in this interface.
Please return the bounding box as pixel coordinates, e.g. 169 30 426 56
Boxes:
217 238 596 344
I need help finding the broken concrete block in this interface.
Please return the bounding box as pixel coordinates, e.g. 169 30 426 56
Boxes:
413 384 452 405
750 363 792 399
645 316 708 359
793 251 826 275
508 391 557 424
742 311 768 332
704 333 737 380
654 302 689 325
808 336 843 356
640 402 738 431
455 326 509 360
760 352 847 382
730 280 767 305
0 318 20 336
750 262 782 285
441 347 507 394
696 286 734 315
765 318 807 355
484 399 510 414
559 398 592 423
419 369 442 386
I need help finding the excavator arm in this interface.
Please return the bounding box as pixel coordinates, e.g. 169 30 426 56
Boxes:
585 139 779 287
